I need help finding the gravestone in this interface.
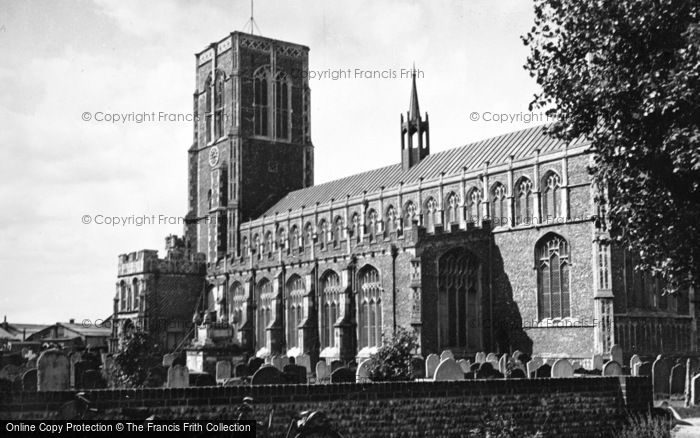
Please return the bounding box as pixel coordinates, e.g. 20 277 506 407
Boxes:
22 369 37 391
216 361 232 381
602 360 622 376
440 350 454 361
234 363 249 378
356 360 371 383
638 361 652 377
535 364 552 378
652 358 671 396
283 364 307 384
82 370 105 389
692 374 700 405
592 354 604 370
37 349 70 391
330 360 343 373
295 354 311 374
670 363 686 395
610 344 623 365
425 354 440 379
411 357 425 379
508 368 526 379
485 353 499 367
162 353 177 367
316 361 330 382
247 357 264 375
498 354 509 374
551 359 574 378
629 355 642 375
271 355 284 371
251 365 283 385
434 358 464 381
330 367 355 383
527 357 543 378
474 352 486 364
457 359 471 373
167 365 189 388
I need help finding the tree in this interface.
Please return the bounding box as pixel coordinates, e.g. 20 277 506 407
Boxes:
523 0 700 292
110 331 163 388
365 327 418 382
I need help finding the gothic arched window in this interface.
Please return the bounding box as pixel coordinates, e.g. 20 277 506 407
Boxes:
424 197 438 230
318 219 328 249
333 216 344 247
253 233 261 256
277 228 287 250
404 201 417 228
358 266 382 349
241 236 249 257
132 278 140 311
214 71 225 139
514 177 533 226
264 231 273 253
367 209 379 241
274 72 290 140
256 278 274 350
536 234 571 320
542 171 561 222
437 248 480 350
289 225 299 250
446 192 460 225
286 275 305 350
320 271 341 349
204 74 213 143
490 183 507 227
304 222 313 249
466 187 482 224
253 68 269 136
350 213 361 243
385 205 399 234
228 282 245 341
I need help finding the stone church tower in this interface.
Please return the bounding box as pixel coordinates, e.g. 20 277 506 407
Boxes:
185 33 314 263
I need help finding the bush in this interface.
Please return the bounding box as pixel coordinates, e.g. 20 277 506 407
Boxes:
108 331 163 388
365 327 418 382
615 412 672 438
468 412 540 438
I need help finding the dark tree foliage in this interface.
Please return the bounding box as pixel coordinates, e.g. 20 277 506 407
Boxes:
365 327 418 382
523 0 700 292
110 331 163 388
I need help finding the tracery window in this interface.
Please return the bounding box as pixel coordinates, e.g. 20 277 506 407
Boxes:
446 192 460 224
286 275 305 349
437 248 480 350
214 71 225 139
541 172 561 221
424 197 438 230
289 225 299 250
132 278 140 311
537 234 571 319
367 209 379 240
228 282 245 340
333 216 344 247
466 187 482 224
514 177 533 226
256 278 274 350
404 201 417 228
351 213 361 243
358 266 382 349
491 183 507 227
385 205 399 234
320 271 341 349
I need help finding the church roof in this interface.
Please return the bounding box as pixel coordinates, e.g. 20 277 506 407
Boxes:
263 124 588 216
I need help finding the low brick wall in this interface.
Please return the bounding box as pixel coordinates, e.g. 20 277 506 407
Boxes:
1 377 652 438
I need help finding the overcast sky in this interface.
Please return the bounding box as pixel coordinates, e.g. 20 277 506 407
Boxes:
0 0 546 324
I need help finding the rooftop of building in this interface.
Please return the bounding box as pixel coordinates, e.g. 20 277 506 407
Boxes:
262 124 589 217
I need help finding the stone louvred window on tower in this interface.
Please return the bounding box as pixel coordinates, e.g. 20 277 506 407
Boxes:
274 72 290 140
214 71 225 139
253 67 269 137
537 234 571 320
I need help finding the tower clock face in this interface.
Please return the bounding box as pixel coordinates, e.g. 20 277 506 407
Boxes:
208 146 220 167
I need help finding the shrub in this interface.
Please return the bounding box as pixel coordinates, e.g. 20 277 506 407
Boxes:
615 412 672 438
365 327 418 382
108 331 163 388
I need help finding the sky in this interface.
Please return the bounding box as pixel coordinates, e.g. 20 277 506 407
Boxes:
0 0 548 324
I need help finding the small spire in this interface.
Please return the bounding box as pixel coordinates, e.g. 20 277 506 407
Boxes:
408 62 420 120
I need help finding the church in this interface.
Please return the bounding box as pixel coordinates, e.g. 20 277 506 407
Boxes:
112 30 697 370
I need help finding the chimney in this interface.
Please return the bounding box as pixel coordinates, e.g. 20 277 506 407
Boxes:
69 318 75 324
